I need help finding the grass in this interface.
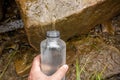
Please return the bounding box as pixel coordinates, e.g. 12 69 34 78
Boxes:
75 58 107 80
76 59 80 80
95 73 102 80
76 56 90 80
90 72 103 80
0 45 19 80
0 50 17 80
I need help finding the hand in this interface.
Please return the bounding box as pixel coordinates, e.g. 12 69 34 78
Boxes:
28 55 68 80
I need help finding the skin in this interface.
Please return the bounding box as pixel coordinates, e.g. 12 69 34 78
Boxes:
28 55 68 80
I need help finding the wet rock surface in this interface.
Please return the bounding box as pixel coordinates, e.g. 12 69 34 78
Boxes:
16 0 120 50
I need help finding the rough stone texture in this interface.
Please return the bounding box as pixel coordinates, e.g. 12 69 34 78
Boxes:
14 53 31 76
14 47 37 76
101 14 120 35
102 20 115 35
0 20 24 33
66 37 120 80
16 0 120 50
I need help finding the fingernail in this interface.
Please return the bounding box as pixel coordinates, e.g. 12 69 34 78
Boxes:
63 64 68 70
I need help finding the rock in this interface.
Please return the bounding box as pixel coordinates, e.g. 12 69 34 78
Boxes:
101 14 120 35
105 73 120 80
66 37 120 80
0 20 24 33
112 15 120 35
14 48 37 76
14 58 31 76
102 20 115 35
16 0 120 50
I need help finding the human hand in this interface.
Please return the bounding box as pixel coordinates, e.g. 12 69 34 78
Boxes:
28 55 68 80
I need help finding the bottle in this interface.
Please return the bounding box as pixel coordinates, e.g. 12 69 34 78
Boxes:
40 30 66 80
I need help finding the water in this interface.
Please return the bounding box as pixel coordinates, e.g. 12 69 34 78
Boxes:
52 17 56 30
41 48 65 75
40 31 66 80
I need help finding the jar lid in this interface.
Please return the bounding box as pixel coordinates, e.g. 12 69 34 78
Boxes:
47 30 60 38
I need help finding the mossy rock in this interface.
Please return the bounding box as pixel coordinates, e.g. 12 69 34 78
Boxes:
66 37 120 80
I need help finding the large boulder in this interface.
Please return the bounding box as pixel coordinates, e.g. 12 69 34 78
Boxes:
16 0 120 50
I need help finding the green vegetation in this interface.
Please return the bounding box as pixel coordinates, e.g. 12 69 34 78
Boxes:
94 73 102 80
90 72 103 80
75 58 107 80
76 59 80 80
0 47 18 80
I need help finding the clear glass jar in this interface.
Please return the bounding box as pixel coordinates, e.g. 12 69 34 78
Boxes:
40 30 66 80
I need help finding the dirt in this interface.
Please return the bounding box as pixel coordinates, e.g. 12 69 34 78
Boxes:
0 29 38 80
0 27 119 80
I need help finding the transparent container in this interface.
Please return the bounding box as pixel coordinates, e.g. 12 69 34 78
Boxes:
40 30 66 80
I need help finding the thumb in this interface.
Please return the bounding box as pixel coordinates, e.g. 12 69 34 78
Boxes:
30 55 41 73
51 64 69 80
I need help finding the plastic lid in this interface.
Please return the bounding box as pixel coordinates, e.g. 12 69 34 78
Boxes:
47 30 60 38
